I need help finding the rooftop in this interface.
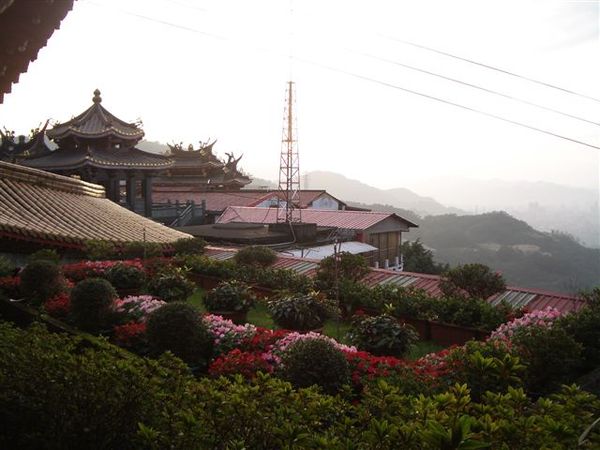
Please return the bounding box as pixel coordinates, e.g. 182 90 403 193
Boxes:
217 206 419 230
0 161 191 247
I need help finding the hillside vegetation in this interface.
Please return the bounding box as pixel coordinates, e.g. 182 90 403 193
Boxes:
354 202 599 294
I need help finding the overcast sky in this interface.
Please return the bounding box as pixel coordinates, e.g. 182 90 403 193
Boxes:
0 0 598 191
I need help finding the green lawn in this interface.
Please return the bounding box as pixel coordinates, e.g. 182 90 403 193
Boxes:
187 288 444 359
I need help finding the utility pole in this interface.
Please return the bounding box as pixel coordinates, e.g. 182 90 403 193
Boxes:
277 81 301 223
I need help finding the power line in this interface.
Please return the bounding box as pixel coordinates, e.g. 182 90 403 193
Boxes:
294 56 600 151
354 50 600 127
381 34 600 104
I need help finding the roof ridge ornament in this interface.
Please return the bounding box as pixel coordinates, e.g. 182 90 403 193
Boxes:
92 88 102 104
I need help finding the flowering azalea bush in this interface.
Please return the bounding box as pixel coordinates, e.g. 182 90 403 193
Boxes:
62 259 144 282
113 295 166 323
113 321 147 350
489 307 562 342
43 293 71 318
202 314 256 356
0 276 21 298
209 349 274 378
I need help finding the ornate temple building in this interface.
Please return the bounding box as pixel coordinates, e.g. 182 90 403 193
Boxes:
156 140 251 190
21 90 172 216
0 121 52 162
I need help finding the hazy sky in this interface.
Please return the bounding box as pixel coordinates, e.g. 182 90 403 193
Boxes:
1 0 599 191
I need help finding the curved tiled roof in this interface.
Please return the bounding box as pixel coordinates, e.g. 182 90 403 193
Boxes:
47 89 144 141
203 245 585 314
23 146 172 171
0 161 191 247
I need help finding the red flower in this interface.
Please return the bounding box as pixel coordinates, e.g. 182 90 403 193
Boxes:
209 349 273 379
0 276 21 298
114 321 147 347
44 293 70 317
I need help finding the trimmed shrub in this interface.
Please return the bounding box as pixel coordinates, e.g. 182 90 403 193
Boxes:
83 239 118 260
70 278 117 332
280 338 350 394
512 325 583 396
0 255 15 277
20 260 63 306
234 245 277 268
146 302 213 367
346 314 418 357
27 249 61 265
268 292 338 331
121 241 163 259
204 280 256 313
558 304 600 372
172 237 206 256
147 268 195 302
105 262 146 291
440 263 506 300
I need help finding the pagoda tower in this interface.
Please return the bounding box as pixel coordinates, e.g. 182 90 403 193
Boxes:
22 89 171 216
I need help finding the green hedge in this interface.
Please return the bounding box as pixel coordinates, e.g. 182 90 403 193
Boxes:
1 321 599 449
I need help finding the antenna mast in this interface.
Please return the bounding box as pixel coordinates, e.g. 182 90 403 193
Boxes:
277 80 301 223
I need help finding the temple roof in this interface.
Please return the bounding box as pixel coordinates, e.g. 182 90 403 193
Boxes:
0 0 75 103
0 161 191 247
47 89 145 141
22 146 172 171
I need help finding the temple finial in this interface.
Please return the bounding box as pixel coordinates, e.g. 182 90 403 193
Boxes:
93 89 102 104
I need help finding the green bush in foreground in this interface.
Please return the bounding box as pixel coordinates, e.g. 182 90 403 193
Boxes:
279 338 350 395
20 260 63 305
146 302 213 368
0 321 599 449
70 278 118 332
233 245 277 268
347 314 419 357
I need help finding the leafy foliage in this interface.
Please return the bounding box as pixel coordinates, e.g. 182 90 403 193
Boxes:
70 278 117 332
268 292 338 331
204 280 256 313
172 237 206 256
280 338 351 395
146 302 213 368
401 239 449 274
121 241 164 259
0 255 15 277
347 314 419 357
27 248 61 265
83 239 118 260
233 245 277 267
20 260 63 306
105 262 146 290
440 263 506 300
147 267 195 302
316 251 370 287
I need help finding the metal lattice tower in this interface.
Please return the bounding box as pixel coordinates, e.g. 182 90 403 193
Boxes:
277 80 301 223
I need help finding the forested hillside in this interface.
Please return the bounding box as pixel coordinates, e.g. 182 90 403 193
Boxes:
352 202 600 294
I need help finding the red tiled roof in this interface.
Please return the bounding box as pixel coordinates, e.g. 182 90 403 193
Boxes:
152 189 345 212
217 206 418 230
203 245 584 314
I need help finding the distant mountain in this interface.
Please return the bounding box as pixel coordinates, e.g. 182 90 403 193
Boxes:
410 211 600 294
303 171 462 216
407 176 600 248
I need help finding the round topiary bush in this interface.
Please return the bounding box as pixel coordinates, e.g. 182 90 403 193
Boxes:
0 255 15 277
346 314 419 357
70 278 118 332
27 249 61 265
268 292 338 331
233 245 277 268
20 260 63 305
280 338 350 394
105 263 146 291
147 268 195 302
204 280 256 313
146 302 213 368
